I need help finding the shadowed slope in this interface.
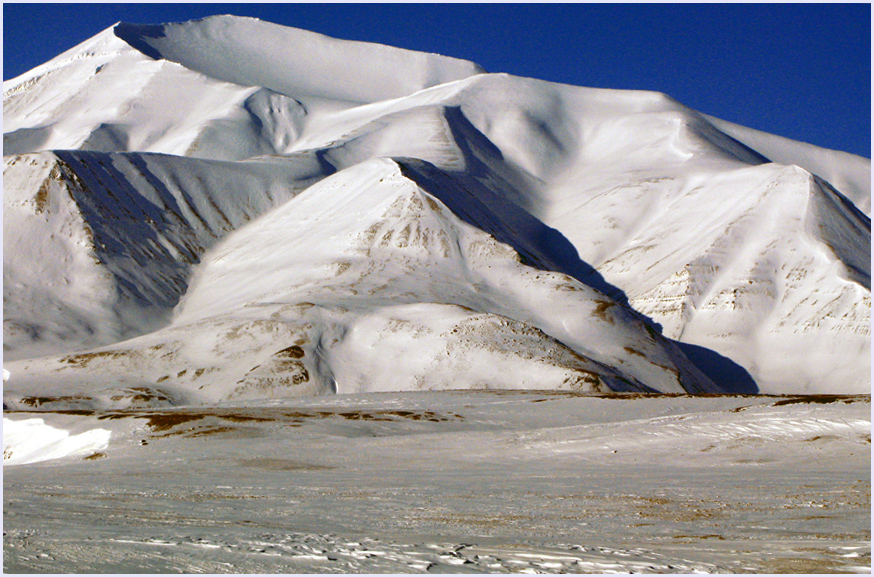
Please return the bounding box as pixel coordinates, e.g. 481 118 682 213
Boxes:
4 158 721 409
3 150 328 359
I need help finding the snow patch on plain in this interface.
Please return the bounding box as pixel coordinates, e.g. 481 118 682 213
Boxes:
3 418 111 465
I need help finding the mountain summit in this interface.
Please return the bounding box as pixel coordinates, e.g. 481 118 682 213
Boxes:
3 16 869 408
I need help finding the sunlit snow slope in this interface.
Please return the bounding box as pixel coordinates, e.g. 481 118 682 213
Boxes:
3 15 869 403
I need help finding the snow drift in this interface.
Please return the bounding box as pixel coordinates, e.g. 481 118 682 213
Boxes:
3 15 869 405
3 417 111 465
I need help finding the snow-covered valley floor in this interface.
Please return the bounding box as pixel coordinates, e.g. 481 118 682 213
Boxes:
3 390 870 573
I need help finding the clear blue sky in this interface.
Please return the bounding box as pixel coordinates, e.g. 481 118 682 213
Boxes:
3 3 870 157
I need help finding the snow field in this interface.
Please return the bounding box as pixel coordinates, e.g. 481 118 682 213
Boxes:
3 391 869 573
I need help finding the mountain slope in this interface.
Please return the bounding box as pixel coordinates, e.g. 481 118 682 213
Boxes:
3 149 328 360
3 15 869 398
3 16 484 161
704 114 871 216
4 158 719 409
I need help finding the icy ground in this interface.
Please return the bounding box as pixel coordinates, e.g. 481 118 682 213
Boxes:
3 390 870 573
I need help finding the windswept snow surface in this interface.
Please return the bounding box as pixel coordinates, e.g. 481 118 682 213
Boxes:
3 392 870 573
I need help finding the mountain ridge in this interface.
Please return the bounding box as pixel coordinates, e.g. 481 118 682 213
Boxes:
3 15 869 402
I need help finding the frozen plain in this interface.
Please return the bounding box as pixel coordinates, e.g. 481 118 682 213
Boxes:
2 15 871 573
3 391 870 573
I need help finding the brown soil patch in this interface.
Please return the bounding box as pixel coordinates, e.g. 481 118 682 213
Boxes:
274 345 305 359
592 300 614 322
238 458 333 471
772 394 865 407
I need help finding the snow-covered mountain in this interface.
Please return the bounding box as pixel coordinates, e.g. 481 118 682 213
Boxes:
3 15 870 407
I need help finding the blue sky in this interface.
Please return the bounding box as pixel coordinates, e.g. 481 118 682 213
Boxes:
3 3 870 157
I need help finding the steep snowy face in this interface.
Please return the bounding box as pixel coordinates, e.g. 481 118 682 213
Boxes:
178 158 714 394
4 158 716 410
251 73 870 393
2 15 869 399
2 28 297 161
590 164 870 393
3 150 328 360
705 115 872 216
3 15 485 161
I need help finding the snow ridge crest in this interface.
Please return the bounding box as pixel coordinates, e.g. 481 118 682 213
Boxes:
113 15 486 104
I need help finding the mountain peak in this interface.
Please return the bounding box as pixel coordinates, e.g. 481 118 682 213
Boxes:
3 17 869 396
112 15 485 105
